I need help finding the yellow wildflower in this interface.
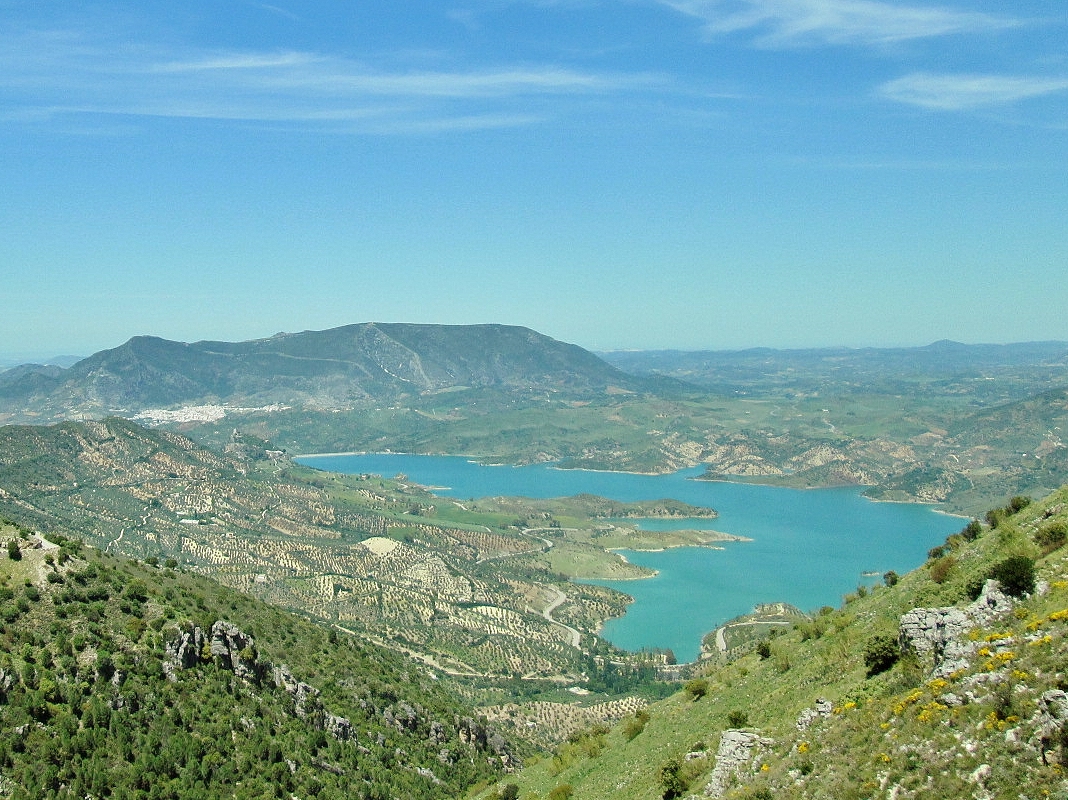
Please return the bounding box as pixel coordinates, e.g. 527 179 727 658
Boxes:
917 702 947 724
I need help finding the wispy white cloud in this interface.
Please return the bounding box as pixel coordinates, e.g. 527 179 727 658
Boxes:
881 72 1068 110
0 27 653 133
659 0 1018 47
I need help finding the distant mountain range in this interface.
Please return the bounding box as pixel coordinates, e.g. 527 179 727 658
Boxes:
600 340 1068 399
0 323 649 422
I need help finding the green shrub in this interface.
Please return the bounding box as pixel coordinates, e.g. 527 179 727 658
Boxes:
1008 495 1032 513
961 519 982 541
883 570 899 587
988 555 1036 598
659 757 686 799
622 709 651 741
863 634 899 677
1036 522 1068 555
756 640 771 660
930 555 956 584
727 710 749 728
7 540 21 561
685 678 709 700
548 784 573 800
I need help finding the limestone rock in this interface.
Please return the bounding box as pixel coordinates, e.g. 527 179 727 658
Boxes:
899 580 1014 677
703 729 773 798
969 580 1014 627
162 625 206 681
272 663 322 719
210 620 259 681
796 698 833 731
325 713 353 741
163 620 355 742
1029 689 1068 762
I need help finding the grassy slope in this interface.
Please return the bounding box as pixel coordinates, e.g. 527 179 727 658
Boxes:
479 487 1068 800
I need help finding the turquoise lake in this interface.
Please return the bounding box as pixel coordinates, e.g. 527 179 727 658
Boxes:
297 453 963 662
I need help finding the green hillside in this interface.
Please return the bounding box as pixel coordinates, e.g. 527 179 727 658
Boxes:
0 519 515 799
476 489 1068 799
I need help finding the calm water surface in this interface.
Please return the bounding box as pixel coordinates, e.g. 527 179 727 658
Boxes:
298 453 961 661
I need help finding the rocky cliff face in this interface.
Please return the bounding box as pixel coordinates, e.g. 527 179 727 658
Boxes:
163 619 517 769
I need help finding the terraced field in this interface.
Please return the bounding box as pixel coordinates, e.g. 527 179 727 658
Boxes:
0 418 708 682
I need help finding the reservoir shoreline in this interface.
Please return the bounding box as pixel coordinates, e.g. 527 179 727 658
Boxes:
297 452 962 662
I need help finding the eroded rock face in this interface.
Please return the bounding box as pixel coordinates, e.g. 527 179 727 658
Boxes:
457 716 516 770
162 625 206 681
210 620 259 681
164 621 353 741
703 729 773 798
1029 690 1068 763
162 619 514 766
899 580 1014 677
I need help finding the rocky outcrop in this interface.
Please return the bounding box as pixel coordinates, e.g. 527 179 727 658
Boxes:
162 625 207 681
163 621 352 741
269 663 353 740
899 580 1014 677
795 698 834 731
457 716 516 770
1029 690 1068 764
209 620 260 681
162 619 514 766
703 729 773 798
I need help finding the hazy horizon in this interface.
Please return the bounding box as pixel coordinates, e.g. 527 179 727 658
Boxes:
4 325 1068 372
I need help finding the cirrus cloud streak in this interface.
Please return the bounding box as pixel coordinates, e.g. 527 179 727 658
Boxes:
0 27 656 132
659 0 1018 47
881 72 1068 110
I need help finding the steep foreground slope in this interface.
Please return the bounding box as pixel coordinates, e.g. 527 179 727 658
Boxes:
0 521 515 799
478 489 1068 800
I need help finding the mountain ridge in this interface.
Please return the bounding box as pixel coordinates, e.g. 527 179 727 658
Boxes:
0 323 651 422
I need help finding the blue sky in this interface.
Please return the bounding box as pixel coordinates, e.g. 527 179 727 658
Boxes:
1 1 1066 360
